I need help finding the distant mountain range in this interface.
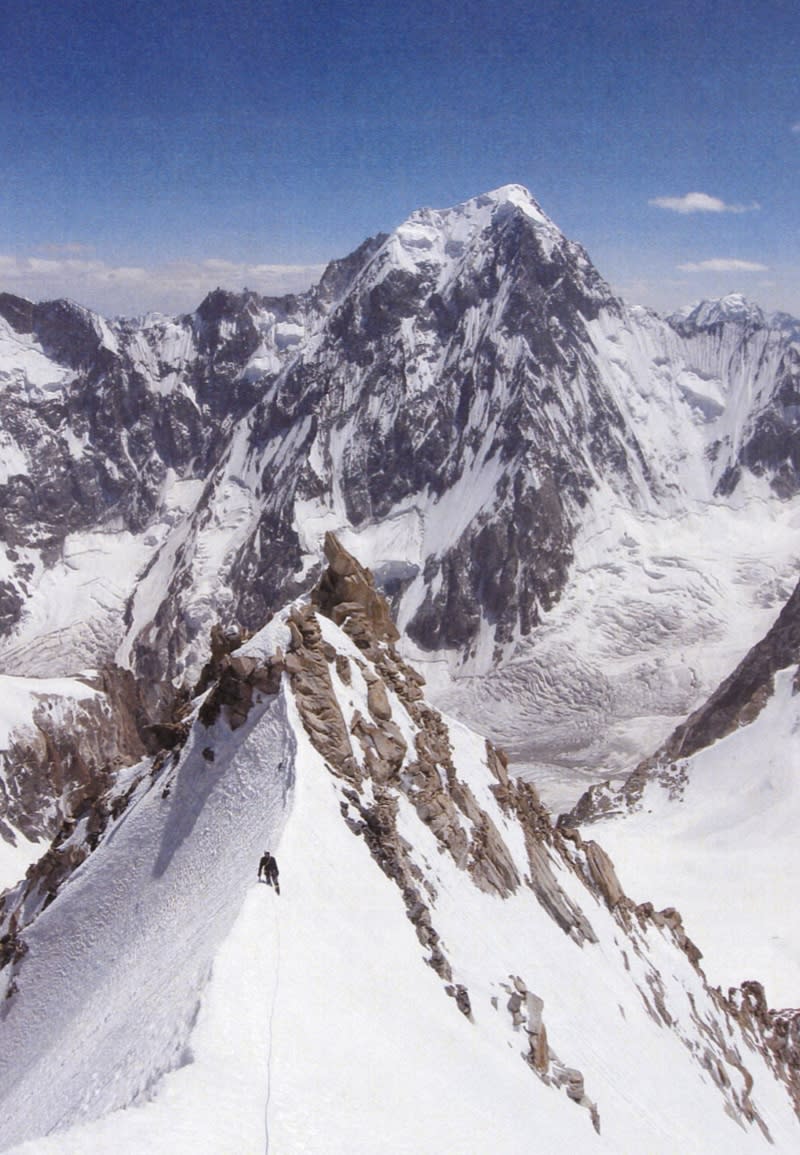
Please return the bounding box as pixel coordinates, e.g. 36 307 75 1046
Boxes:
0 185 798 804
1 184 799 1152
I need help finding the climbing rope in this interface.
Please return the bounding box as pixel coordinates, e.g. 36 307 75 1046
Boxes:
264 895 281 1155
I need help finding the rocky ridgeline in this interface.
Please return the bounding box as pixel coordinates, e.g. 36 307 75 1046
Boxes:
2 534 799 1133
271 534 800 1133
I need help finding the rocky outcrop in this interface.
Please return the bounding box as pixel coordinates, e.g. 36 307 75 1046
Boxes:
307 538 524 900
196 625 284 731
729 982 800 1119
499 973 600 1132
311 532 400 647
0 666 150 843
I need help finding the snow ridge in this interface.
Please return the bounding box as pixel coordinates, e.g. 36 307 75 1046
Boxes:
2 539 799 1151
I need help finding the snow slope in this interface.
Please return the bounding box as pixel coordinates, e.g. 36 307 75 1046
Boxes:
0 644 296 1149
580 666 800 1009
2 561 798 1152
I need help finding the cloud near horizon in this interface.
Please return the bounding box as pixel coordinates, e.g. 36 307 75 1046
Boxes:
649 192 760 214
678 258 769 273
0 253 327 316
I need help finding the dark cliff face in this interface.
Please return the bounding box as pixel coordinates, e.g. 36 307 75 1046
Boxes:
736 346 800 499
0 667 150 844
659 576 800 763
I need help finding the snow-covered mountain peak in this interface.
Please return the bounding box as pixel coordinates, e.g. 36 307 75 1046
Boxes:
432 182 556 230
0 186 798 806
670 293 768 331
374 182 571 292
407 181 552 228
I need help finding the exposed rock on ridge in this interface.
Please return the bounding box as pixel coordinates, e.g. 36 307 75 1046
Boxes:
277 536 800 1133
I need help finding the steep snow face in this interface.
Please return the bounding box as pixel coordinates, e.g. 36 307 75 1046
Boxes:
586 304 795 500
0 646 296 1150
1 579 799 1153
576 666 800 1008
565 576 800 1005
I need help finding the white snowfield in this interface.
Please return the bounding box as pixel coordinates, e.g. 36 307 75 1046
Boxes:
1 610 798 1153
590 665 800 1010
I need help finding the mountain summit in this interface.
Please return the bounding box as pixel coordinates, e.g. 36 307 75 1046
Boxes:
1 187 800 1150
0 186 798 797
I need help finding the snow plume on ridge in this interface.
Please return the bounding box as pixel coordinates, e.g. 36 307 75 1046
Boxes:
2 537 799 1152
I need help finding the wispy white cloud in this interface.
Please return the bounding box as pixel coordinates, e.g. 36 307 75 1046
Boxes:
791 122 800 134
0 252 327 316
678 258 769 273
649 192 760 215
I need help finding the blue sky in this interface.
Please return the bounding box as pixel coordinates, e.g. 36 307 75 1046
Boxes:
1 0 797 316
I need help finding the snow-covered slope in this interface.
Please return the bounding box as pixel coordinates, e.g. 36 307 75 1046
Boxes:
573 667 800 1008
566 577 800 1006
1 539 798 1152
0 189 799 799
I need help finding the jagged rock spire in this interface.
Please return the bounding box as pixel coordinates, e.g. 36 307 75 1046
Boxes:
311 532 400 648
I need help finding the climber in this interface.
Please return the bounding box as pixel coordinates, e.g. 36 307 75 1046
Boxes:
258 850 280 894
